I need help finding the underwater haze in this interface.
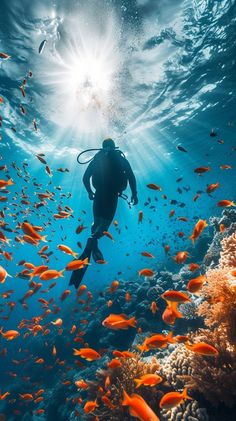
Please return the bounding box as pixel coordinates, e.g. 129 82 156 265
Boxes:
0 0 236 420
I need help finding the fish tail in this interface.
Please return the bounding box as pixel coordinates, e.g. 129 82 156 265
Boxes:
41 235 48 243
137 343 148 353
128 316 137 328
72 252 78 258
189 235 195 244
59 269 65 277
182 388 193 400
7 179 14 186
122 390 131 406
170 302 183 319
184 342 192 352
167 331 176 343
134 379 141 388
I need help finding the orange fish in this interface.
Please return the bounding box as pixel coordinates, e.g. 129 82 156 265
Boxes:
103 231 114 242
0 266 11 283
51 318 62 327
109 280 119 293
187 275 206 293
137 332 175 352
73 347 101 361
0 179 14 189
174 251 189 264
102 313 136 330
175 335 189 343
75 380 89 390
101 395 116 409
76 286 87 299
125 292 131 302
219 223 225 233
66 257 90 271
193 193 201 202
19 393 33 400
0 391 10 400
188 263 200 272
107 300 113 307
0 328 20 341
0 52 11 60
150 301 157 314
134 374 162 388
40 269 64 280
189 219 208 244
178 217 188 222
220 165 232 170
217 200 235 207
162 290 190 303
108 358 122 369
122 390 160 421
164 244 170 254
206 182 219 194
57 244 78 258
52 345 57 356
60 289 71 301
194 166 211 174
138 210 143 224
162 302 183 325
147 183 161 191
84 399 99 414
159 388 192 409
141 251 155 258
185 342 219 356
138 268 154 277
21 222 47 242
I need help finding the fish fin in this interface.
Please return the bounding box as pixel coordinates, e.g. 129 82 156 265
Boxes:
170 302 183 319
128 316 137 327
134 379 141 388
137 343 148 352
167 331 176 343
41 235 48 243
122 390 130 406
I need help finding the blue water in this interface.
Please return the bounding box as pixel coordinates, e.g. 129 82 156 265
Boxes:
0 0 236 419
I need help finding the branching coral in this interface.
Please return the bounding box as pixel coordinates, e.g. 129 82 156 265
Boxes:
84 354 162 420
160 232 236 408
197 267 236 343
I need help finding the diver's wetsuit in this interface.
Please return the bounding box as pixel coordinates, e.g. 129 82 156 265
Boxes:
83 149 137 239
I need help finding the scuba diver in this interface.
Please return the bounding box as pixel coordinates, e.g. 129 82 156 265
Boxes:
69 138 138 288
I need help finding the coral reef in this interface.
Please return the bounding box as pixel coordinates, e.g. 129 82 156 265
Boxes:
204 209 236 268
161 400 209 421
85 354 162 420
219 230 236 269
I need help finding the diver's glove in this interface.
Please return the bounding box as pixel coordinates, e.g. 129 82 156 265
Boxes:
131 194 138 205
88 192 95 200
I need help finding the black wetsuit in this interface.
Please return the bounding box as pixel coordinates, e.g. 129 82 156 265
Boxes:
83 150 137 238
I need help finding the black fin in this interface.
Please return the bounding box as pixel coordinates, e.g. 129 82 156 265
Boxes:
69 237 94 289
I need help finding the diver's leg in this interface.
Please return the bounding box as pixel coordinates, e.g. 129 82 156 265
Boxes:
91 192 118 262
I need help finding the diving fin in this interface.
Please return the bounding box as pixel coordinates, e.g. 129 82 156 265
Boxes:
92 238 104 263
69 237 94 289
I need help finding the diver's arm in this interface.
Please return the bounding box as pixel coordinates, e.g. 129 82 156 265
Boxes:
83 162 94 199
125 160 138 204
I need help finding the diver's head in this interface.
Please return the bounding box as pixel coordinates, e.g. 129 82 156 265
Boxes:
102 138 116 151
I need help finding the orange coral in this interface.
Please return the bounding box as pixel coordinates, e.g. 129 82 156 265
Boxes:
197 267 236 343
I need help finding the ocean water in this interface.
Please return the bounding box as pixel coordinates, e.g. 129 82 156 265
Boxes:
0 0 236 420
